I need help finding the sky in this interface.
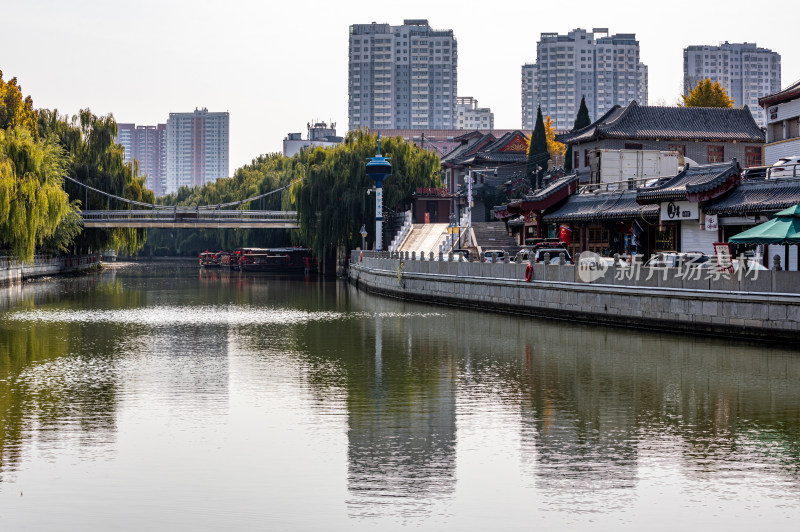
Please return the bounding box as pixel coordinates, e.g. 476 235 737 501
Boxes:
2 0 798 172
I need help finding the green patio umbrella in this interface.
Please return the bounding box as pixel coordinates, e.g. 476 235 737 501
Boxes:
729 204 800 245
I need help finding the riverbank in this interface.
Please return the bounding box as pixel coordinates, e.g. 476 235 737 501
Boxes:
0 254 103 286
349 252 800 343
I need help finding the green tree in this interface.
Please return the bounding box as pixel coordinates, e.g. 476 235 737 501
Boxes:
0 127 71 261
526 105 548 189
564 96 591 173
149 152 300 255
38 109 154 255
682 79 734 108
0 70 37 135
292 129 440 258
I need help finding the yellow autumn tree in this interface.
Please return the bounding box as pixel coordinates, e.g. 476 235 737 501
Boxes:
544 115 566 167
682 79 734 108
0 70 38 135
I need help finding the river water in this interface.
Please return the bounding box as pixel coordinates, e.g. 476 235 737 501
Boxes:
0 262 798 531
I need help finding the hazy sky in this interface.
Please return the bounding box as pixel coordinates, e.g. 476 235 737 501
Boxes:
3 0 797 172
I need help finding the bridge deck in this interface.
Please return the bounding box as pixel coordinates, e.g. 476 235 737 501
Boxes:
80 210 299 229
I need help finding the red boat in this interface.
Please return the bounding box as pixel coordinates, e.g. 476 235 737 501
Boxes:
199 251 222 268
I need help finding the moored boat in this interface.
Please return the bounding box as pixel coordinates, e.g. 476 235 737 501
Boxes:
199 250 222 268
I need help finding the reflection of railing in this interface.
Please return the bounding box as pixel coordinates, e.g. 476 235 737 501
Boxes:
80 209 299 228
388 210 412 252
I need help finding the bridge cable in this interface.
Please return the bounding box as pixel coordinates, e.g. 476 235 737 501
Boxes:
63 175 301 211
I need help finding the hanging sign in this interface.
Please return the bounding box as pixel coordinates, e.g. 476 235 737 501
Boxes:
705 214 718 231
661 200 699 221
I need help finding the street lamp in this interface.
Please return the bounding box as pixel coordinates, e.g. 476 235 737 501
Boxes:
360 224 367 250
366 133 392 251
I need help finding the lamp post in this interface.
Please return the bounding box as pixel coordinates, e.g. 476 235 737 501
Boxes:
360 224 367 251
366 133 392 251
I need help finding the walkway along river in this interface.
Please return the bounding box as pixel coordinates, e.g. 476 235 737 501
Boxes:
0 262 798 530
349 251 800 342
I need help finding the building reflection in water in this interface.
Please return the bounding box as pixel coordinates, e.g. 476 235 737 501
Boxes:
1 268 798 522
337 284 800 516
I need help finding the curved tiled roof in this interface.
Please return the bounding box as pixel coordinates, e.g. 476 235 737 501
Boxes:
704 178 800 215
556 101 765 144
636 161 739 203
759 79 800 107
508 175 579 212
543 190 659 222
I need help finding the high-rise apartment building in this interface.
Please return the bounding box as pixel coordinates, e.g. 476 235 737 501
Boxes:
117 123 167 196
456 97 494 130
165 108 229 194
521 28 648 131
684 42 781 126
348 19 457 131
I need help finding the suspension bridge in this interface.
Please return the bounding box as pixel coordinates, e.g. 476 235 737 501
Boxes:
67 176 299 229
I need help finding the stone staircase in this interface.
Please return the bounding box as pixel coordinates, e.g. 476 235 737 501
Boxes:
398 223 449 256
471 222 519 255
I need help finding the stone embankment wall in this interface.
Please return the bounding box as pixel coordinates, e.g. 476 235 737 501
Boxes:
0 254 102 286
349 252 800 342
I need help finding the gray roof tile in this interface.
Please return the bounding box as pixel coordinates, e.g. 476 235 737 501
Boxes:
704 178 800 215
556 101 765 144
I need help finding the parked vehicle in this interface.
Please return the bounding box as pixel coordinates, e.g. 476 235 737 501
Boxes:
513 249 533 263
452 249 470 261
644 252 709 269
483 250 506 262
533 246 572 264
769 156 800 178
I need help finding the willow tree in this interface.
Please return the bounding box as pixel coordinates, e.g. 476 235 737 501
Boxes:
149 153 299 255
38 109 154 254
0 127 71 261
291 129 440 258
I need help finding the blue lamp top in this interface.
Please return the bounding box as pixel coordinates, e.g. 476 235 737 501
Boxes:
366 132 391 181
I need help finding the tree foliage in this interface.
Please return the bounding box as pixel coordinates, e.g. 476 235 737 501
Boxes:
526 105 548 189
38 109 154 254
0 127 71 261
565 96 591 173
291 129 440 257
682 79 734 108
149 153 301 255
544 115 566 164
144 130 440 258
0 70 37 135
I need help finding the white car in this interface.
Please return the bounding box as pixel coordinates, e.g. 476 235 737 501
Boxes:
769 156 800 178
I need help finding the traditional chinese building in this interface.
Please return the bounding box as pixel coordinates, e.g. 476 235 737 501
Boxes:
556 102 765 179
635 161 740 257
440 130 531 222
703 178 800 270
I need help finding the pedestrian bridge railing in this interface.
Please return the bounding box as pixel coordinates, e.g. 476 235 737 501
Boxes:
80 209 299 229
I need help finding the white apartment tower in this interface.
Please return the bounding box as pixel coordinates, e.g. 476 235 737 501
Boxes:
165 108 229 194
684 42 781 127
456 97 494 129
117 123 167 196
348 19 457 131
521 28 648 131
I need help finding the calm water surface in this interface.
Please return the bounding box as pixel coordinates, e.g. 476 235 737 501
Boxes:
0 262 798 531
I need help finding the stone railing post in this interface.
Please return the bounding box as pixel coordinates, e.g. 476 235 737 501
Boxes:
411 251 416 260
